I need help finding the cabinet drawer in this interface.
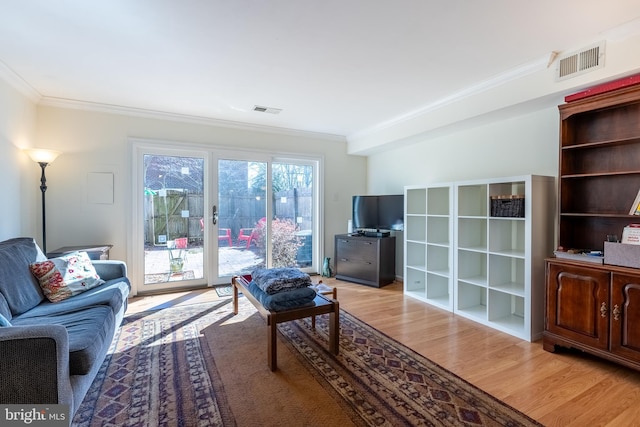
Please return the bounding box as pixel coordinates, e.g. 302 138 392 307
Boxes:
336 258 376 282
336 238 377 261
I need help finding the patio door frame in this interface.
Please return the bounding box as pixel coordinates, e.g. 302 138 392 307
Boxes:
131 140 212 295
129 138 323 296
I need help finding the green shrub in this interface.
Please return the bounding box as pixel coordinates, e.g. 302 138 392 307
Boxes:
256 218 302 268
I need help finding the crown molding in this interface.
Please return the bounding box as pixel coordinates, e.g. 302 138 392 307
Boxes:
38 96 346 142
0 59 41 102
347 55 549 142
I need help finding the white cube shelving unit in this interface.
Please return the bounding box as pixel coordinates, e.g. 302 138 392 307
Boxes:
404 184 454 311
404 175 555 341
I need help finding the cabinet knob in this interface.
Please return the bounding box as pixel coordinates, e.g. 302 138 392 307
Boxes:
600 302 608 318
613 304 621 321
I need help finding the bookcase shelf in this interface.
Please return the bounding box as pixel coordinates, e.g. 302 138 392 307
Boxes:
404 175 554 341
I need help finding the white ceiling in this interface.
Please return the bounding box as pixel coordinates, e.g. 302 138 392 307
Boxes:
1 1 640 141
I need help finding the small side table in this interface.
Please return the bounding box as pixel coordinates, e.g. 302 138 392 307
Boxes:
47 245 113 260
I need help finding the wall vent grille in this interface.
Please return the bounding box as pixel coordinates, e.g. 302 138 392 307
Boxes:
556 41 605 81
253 105 282 114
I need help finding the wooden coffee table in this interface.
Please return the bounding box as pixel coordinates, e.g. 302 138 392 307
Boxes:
232 275 339 371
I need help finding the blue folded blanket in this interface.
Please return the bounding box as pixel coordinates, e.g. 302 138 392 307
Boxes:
248 281 316 311
251 267 311 295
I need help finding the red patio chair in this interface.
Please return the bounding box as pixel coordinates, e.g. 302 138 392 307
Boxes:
174 237 188 249
237 228 258 249
168 237 188 267
218 228 232 246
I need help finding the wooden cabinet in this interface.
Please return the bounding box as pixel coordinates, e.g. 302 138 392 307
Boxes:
544 83 640 370
544 259 640 370
334 234 396 287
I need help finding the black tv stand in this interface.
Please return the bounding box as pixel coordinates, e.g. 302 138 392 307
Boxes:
334 234 396 287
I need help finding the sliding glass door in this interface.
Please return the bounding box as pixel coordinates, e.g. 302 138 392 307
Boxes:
270 161 316 269
132 141 321 294
216 157 318 276
140 151 208 293
216 158 267 277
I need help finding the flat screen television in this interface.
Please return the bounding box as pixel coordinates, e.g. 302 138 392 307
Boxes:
352 194 404 232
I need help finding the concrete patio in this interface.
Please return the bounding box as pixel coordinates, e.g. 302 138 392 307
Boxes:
144 245 264 284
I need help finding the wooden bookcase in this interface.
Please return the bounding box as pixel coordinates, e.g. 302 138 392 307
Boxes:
558 84 640 252
545 83 640 370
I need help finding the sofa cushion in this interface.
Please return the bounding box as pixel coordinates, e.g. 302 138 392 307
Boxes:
14 278 130 320
0 237 47 262
30 251 105 302
12 305 115 375
0 238 45 315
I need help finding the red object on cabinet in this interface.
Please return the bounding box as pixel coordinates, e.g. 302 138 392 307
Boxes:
565 73 640 102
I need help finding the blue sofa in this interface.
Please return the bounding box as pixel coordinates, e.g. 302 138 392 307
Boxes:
0 237 130 418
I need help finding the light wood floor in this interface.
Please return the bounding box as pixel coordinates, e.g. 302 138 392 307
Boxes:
128 278 640 426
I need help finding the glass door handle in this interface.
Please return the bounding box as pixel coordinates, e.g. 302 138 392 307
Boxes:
212 205 218 225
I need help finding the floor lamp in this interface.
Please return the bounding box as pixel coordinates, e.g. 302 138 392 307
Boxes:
26 149 62 255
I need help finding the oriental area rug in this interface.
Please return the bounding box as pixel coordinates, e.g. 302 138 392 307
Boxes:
72 297 543 427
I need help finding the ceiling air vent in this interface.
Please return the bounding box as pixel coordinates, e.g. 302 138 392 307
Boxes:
556 41 605 81
253 105 282 114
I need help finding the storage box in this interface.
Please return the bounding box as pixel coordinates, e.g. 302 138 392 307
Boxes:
622 224 640 244
604 241 640 268
490 195 525 217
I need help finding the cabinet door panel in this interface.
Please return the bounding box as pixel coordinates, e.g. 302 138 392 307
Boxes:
611 274 640 362
546 262 609 350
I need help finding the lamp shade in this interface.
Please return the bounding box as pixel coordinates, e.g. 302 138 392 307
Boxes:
26 148 62 164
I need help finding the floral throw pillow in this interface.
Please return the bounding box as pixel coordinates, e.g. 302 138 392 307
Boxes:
30 251 105 302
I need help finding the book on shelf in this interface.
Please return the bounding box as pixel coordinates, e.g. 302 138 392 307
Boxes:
629 189 640 215
553 250 604 264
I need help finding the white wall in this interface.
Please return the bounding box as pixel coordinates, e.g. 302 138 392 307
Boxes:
31 106 366 275
368 107 559 188
0 78 37 240
367 107 561 277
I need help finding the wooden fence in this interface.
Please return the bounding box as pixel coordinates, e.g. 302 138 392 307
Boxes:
144 188 313 246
